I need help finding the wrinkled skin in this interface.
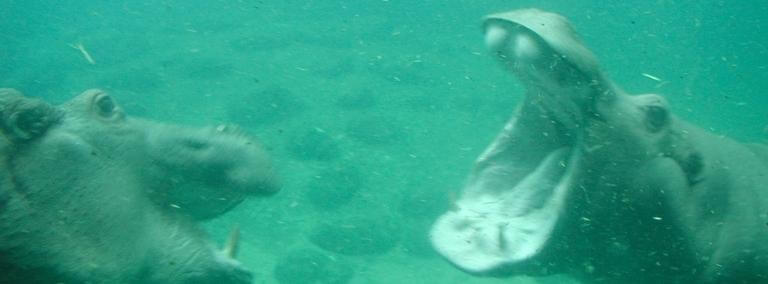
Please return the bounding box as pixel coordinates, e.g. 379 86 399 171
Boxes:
430 9 768 283
0 88 279 283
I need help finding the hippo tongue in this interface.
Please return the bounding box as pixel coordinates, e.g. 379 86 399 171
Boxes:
430 145 580 273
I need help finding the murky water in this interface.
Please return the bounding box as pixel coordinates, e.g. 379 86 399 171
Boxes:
1 1 765 283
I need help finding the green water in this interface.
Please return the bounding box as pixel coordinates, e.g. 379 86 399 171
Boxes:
2 1 766 283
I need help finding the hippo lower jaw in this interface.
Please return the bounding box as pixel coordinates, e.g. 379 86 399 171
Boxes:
172 249 252 284
430 146 581 274
142 221 250 284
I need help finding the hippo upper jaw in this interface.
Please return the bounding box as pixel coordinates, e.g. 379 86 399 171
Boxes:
141 120 280 220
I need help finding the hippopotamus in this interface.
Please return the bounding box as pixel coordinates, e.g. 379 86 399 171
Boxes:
430 9 768 283
0 88 279 283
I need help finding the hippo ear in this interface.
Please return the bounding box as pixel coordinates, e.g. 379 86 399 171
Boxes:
0 88 61 142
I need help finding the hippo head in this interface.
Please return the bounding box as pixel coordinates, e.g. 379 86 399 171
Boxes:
430 9 702 276
0 88 279 283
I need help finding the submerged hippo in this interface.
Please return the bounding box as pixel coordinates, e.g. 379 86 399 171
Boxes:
430 9 768 283
0 88 279 283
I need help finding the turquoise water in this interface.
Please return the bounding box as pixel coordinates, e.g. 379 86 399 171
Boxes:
1 1 765 283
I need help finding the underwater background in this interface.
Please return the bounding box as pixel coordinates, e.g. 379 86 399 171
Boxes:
1 0 766 283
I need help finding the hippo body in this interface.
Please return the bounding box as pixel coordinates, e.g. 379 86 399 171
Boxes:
430 9 767 283
0 89 279 283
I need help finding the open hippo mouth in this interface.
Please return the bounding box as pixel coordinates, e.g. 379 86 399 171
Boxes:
430 10 613 274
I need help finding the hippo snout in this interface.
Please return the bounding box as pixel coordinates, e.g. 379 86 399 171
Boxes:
146 122 280 194
142 121 280 219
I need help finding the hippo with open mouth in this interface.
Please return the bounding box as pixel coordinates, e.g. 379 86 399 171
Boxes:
430 9 767 283
0 88 279 283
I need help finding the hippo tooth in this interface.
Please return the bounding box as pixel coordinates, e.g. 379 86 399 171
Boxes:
513 33 540 61
484 24 508 52
222 224 241 259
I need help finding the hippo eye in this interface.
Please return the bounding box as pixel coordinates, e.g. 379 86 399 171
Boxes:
644 105 668 133
94 95 117 118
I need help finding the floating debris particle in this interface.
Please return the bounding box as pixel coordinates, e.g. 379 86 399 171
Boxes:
68 43 96 65
641 73 662 82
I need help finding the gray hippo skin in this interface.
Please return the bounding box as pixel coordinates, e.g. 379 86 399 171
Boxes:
0 88 280 283
430 9 768 283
